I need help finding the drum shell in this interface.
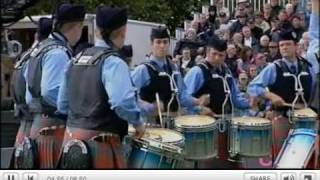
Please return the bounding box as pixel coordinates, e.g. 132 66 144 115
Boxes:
229 123 272 157
175 123 218 160
293 116 317 130
274 128 317 168
126 129 185 169
128 144 184 168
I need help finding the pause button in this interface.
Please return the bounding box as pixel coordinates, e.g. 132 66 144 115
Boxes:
3 173 19 180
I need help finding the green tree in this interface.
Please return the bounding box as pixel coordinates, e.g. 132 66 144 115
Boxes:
26 0 203 34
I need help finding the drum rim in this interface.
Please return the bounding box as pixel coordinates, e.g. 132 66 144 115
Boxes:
231 121 271 127
131 137 184 155
145 128 185 145
175 115 217 128
175 124 217 132
293 108 317 118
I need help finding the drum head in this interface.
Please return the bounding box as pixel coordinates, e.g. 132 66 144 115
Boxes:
175 115 216 128
232 117 270 126
143 128 183 144
293 108 317 118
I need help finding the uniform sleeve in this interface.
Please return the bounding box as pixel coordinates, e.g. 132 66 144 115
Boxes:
102 56 144 126
230 78 250 109
41 49 70 107
131 64 158 115
184 66 205 96
247 63 277 97
57 61 71 115
131 64 151 89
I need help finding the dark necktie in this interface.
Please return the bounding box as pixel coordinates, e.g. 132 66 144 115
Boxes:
290 65 297 75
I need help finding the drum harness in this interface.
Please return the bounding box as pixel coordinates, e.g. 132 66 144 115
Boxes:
211 73 234 133
156 69 181 128
282 71 309 123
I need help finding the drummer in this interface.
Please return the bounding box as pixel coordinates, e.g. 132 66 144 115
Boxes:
184 36 250 168
57 5 145 168
131 26 210 125
247 30 316 157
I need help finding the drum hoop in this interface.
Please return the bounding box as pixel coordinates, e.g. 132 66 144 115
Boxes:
291 129 317 137
145 129 185 145
175 124 217 133
175 121 217 129
132 137 184 155
292 116 316 121
231 122 271 127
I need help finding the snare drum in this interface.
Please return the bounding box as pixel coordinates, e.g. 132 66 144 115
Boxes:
274 128 317 168
229 117 272 157
127 128 184 169
292 108 318 130
175 115 218 160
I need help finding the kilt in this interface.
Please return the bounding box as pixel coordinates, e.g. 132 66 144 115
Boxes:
59 127 127 169
30 114 66 169
14 119 33 147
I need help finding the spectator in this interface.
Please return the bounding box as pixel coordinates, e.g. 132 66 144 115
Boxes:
232 32 244 50
226 43 239 78
255 12 270 33
229 14 247 35
242 26 259 52
208 5 218 29
304 1 312 28
264 17 281 42
194 46 206 64
289 0 300 13
199 13 210 33
247 64 258 81
263 3 273 24
286 3 295 19
266 41 281 62
245 3 255 18
247 17 264 40
237 46 253 74
270 0 283 17
231 0 249 18
174 28 204 60
219 24 231 41
278 9 292 30
179 47 196 75
191 20 200 34
238 72 249 92
258 35 270 53
297 10 308 29
290 15 305 40
217 11 230 28
252 52 268 74
216 0 229 17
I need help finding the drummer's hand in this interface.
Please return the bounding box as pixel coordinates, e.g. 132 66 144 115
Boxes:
265 92 285 107
198 94 210 106
200 106 215 116
134 124 146 139
265 110 274 120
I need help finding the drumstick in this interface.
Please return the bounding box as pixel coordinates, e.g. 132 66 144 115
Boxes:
156 93 163 128
283 103 304 109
